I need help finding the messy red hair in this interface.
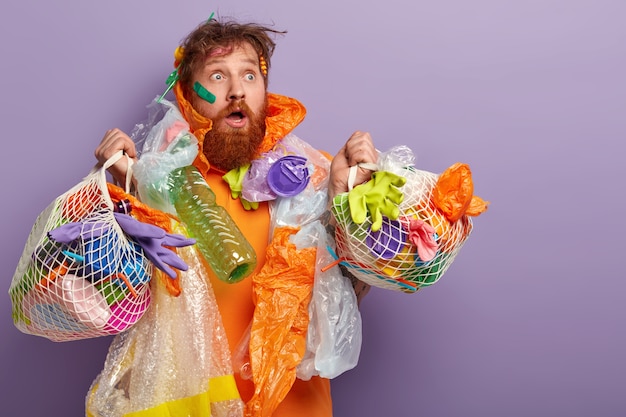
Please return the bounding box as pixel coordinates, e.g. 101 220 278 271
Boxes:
177 19 285 96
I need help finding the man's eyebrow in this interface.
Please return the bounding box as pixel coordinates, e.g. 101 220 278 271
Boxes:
242 58 259 66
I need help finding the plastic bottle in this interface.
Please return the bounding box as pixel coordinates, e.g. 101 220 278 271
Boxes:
168 165 257 283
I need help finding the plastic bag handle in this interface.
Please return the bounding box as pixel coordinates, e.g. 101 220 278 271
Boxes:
101 150 125 171
347 162 378 191
92 150 134 194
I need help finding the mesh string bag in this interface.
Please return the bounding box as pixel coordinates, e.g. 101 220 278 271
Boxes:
330 146 479 294
9 151 153 341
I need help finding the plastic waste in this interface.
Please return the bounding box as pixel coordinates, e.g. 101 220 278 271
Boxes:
168 165 257 283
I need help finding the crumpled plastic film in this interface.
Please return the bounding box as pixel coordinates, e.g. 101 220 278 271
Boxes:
131 98 199 213
295 221 362 380
240 133 331 204
431 162 489 222
245 227 316 417
269 185 329 233
86 223 244 417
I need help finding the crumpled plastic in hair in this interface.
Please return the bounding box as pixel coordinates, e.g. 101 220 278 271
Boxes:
431 162 489 222
348 170 406 232
246 226 316 417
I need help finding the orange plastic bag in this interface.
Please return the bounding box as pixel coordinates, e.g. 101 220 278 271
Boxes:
245 227 316 417
431 162 488 222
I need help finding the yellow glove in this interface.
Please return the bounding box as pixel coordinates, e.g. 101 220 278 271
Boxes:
223 164 259 211
348 171 406 232
241 198 259 211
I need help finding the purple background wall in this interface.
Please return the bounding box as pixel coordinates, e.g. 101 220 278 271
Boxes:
2 1 625 416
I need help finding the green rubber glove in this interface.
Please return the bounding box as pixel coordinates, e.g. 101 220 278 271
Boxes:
223 164 259 210
240 198 259 211
348 171 406 232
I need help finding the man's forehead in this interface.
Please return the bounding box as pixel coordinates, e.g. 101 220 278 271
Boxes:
203 44 259 67
206 42 258 59
207 46 233 58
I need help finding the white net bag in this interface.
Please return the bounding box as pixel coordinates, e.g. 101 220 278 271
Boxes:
331 146 480 294
9 151 153 341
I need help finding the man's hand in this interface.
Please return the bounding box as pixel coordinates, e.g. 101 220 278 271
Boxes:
94 128 138 185
329 131 378 198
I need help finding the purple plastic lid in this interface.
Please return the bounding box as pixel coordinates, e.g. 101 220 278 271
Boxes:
366 217 408 259
267 155 310 197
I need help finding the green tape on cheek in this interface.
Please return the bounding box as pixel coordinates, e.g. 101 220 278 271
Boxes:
193 81 216 104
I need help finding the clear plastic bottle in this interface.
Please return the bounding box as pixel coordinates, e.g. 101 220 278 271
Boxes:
168 165 257 283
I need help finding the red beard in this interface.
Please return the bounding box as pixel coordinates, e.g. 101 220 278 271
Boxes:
202 100 267 171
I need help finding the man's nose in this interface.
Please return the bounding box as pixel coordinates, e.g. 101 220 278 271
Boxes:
228 79 245 100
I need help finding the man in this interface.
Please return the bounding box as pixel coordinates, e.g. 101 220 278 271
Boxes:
95 18 377 416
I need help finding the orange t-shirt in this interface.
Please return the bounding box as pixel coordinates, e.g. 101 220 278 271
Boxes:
176 84 333 415
204 170 333 417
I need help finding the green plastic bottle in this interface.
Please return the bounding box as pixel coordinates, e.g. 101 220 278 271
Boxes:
168 165 257 283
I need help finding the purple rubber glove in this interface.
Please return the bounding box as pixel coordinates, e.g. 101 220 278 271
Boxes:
48 220 109 242
113 212 196 278
48 213 196 279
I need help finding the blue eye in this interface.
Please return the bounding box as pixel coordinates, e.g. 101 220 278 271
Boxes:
245 74 255 81
211 73 223 81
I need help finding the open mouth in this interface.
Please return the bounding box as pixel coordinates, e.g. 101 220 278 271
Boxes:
224 110 247 128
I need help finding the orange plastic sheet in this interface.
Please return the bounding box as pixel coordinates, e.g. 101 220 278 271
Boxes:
431 162 489 222
245 227 316 417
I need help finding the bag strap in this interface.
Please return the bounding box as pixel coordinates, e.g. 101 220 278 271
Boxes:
347 162 379 191
101 150 126 171
88 151 134 209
